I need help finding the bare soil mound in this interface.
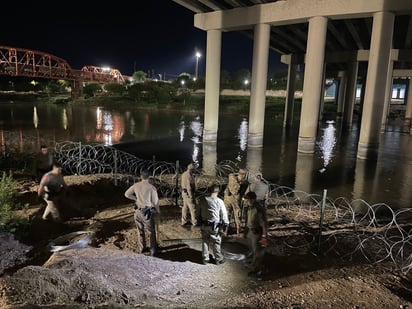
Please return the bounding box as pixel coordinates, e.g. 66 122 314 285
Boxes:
0 175 411 308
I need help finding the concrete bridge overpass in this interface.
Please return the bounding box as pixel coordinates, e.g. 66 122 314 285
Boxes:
174 0 412 160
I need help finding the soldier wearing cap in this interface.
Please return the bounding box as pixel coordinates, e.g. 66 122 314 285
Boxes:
224 168 249 235
245 172 269 208
197 185 229 265
181 163 197 226
243 191 268 276
124 169 160 256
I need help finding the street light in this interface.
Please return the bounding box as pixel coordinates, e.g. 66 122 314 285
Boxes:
195 51 201 79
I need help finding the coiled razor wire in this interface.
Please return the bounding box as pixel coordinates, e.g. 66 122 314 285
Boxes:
267 186 412 275
1 132 412 275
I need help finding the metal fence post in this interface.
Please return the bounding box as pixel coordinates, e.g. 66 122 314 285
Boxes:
152 155 156 176
78 141 82 175
317 189 327 254
175 160 179 207
114 149 118 186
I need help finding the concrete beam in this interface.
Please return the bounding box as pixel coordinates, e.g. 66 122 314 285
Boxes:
194 0 412 31
282 49 412 65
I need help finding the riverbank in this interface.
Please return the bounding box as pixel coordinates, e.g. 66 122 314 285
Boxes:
0 174 411 308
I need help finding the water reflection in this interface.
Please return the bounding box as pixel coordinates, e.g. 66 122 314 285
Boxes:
177 116 203 166
236 118 248 162
62 108 68 130
178 119 185 142
94 107 124 146
1 130 5 155
317 120 336 173
1 102 412 209
33 106 38 128
190 116 202 166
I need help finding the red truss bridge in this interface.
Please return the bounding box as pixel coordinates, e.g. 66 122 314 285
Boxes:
0 46 125 84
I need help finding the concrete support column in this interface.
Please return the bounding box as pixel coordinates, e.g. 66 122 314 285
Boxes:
294 153 314 201
380 60 394 132
343 61 359 129
284 55 297 128
203 29 222 142
337 70 347 118
246 147 263 176
357 11 395 159
352 159 370 214
202 142 217 176
403 79 412 134
318 66 327 121
298 16 328 153
248 23 271 147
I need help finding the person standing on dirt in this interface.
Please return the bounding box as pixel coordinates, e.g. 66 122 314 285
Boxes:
244 172 269 208
197 185 229 265
37 161 67 222
224 168 249 235
181 163 197 227
243 191 268 276
34 145 54 180
124 169 160 257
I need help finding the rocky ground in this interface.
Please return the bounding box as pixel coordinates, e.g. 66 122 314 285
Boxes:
0 174 412 308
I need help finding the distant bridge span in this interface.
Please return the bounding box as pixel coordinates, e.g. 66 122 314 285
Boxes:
0 46 125 84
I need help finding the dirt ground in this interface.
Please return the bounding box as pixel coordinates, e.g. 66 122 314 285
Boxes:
0 174 412 308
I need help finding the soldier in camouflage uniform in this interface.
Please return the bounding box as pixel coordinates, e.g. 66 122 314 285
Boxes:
224 168 249 235
181 163 197 226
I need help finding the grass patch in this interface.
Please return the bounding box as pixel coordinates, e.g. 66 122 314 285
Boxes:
0 171 30 239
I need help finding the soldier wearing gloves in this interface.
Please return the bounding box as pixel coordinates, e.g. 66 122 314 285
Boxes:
124 169 160 256
243 191 268 276
197 185 229 265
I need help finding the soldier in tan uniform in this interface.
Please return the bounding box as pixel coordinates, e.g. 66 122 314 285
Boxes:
181 163 197 226
224 168 249 235
197 185 229 265
244 172 269 208
124 170 160 256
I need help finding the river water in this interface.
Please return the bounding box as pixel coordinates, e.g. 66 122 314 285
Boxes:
0 101 411 210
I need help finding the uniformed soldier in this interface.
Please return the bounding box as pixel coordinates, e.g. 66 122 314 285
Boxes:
243 191 268 276
181 163 197 226
224 168 249 235
124 170 160 256
38 161 67 222
245 172 269 208
197 185 229 265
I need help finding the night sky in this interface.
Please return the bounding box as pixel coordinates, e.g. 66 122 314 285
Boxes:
0 1 285 78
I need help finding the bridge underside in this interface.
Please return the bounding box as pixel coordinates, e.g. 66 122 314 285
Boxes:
174 0 412 163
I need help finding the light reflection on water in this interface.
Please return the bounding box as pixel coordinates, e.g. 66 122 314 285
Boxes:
317 120 336 173
1 102 412 209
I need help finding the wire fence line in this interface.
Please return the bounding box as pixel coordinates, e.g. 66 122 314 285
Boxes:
1 132 412 275
54 140 412 275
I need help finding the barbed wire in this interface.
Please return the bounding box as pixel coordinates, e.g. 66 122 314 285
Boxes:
1 131 411 275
